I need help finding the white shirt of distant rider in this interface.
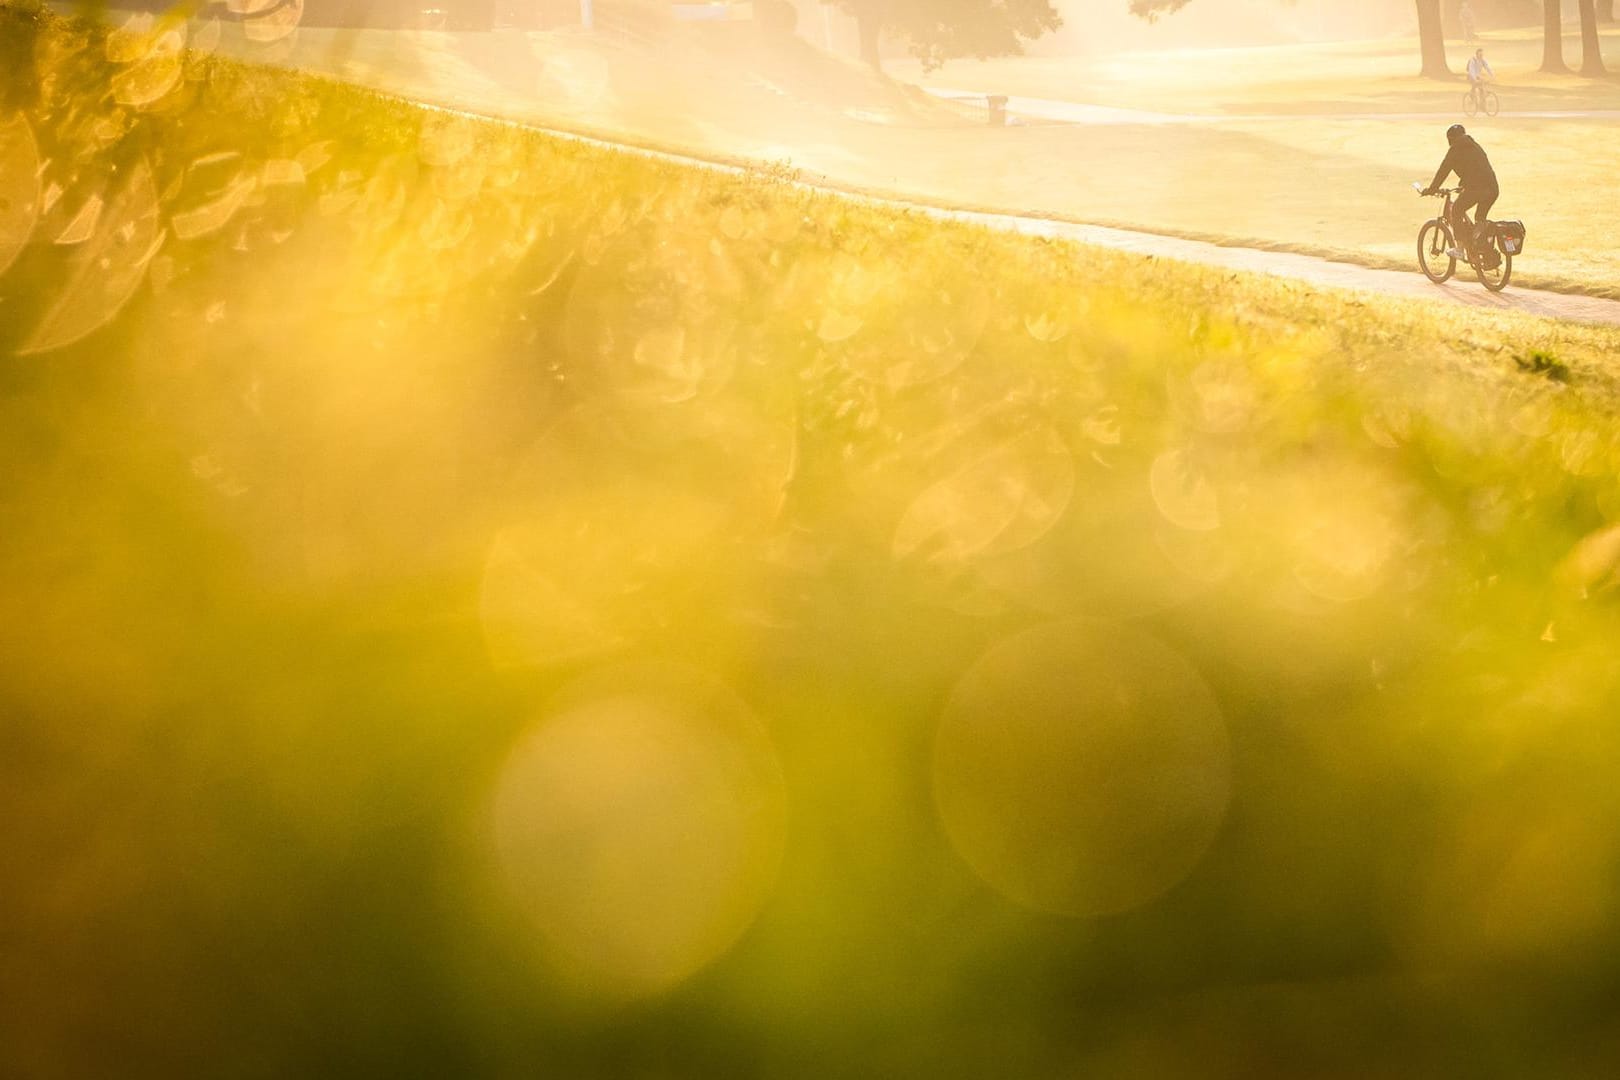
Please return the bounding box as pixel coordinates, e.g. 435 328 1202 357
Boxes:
1467 55 1493 82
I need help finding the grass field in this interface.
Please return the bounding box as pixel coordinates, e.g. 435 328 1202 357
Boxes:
901 26 1620 114
219 16 1620 298
896 25 1620 297
877 111 1620 298
8 6 1620 1075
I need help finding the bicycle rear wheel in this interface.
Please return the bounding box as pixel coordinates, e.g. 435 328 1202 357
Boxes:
1463 91 1478 117
1418 220 1455 283
1476 247 1511 292
1483 91 1499 117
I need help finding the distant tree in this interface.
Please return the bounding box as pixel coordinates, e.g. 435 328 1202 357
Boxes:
1125 0 1187 16
1411 0 1451 77
826 0 1062 72
1129 0 1451 78
1540 0 1569 72
1578 0 1607 74
1599 0 1613 23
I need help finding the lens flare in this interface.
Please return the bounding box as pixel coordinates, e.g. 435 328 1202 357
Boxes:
491 662 786 998
891 422 1074 567
19 158 162 356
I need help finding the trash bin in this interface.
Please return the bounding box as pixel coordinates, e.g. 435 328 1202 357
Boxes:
987 95 1008 127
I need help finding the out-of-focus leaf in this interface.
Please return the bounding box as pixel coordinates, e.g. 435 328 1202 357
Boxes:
0 113 40 277
150 29 185 57
106 22 183 110
1082 404 1121 446
1557 522 1620 598
54 192 103 244
170 176 254 240
1023 310 1068 343
192 150 242 171
893 424 1074 564
238 0 305 44
192 18 222 55
112 53 182 109
293 140 333 177
261 159 306 187
816 308 862 342
1149 448 1220 532
104 12 154 63
18 159 162 356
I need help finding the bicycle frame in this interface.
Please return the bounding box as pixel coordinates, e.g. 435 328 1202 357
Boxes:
1419 187 1461 247
1429 188 1484 256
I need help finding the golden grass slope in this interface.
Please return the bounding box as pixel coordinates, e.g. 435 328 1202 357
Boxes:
8 7 1620 1075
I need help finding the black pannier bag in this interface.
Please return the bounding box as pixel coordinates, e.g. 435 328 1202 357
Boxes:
1497 220 1526 255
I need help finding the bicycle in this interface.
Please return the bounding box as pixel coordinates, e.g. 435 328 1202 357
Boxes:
1463 82 1499 117
1411 183 1518 292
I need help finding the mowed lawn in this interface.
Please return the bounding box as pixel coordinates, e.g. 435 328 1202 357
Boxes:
899 26 1620 115
872 27 1620 297
840 112 1620 298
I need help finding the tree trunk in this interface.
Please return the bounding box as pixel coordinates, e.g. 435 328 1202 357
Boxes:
1542 0 1569 71
1579 0 1607 72
857 10 882 71
1415 0 1451 77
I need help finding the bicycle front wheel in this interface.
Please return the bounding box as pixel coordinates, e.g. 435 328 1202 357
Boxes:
1483 91 1499 117
1418 220 1455 283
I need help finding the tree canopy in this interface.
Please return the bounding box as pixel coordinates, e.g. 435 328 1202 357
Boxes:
829 0 1063 71
1128 0 1190 18
1128 0 1452 78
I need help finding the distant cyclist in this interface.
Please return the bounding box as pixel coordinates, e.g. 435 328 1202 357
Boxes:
1423 123 1499 266
1466 48 1494 113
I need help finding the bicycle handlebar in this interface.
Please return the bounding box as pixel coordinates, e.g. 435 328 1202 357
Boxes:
1412 182 1461 196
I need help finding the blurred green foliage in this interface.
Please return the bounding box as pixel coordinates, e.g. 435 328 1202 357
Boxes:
6 6 1620 1076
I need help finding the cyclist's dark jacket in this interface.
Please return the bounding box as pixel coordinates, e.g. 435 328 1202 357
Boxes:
1430 134 1497 192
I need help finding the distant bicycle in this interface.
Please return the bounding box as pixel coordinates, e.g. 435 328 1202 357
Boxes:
1412 182 1524 292
1463 84 1499 117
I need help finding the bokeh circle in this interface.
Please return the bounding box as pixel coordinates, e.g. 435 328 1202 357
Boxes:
933 620 1231 917
491 661 786 998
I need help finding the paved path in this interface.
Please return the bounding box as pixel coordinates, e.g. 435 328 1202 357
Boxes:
945 210 1620 326
925 87 1620 125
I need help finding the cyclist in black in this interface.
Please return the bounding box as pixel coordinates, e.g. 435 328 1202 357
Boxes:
1423 124 1499 267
